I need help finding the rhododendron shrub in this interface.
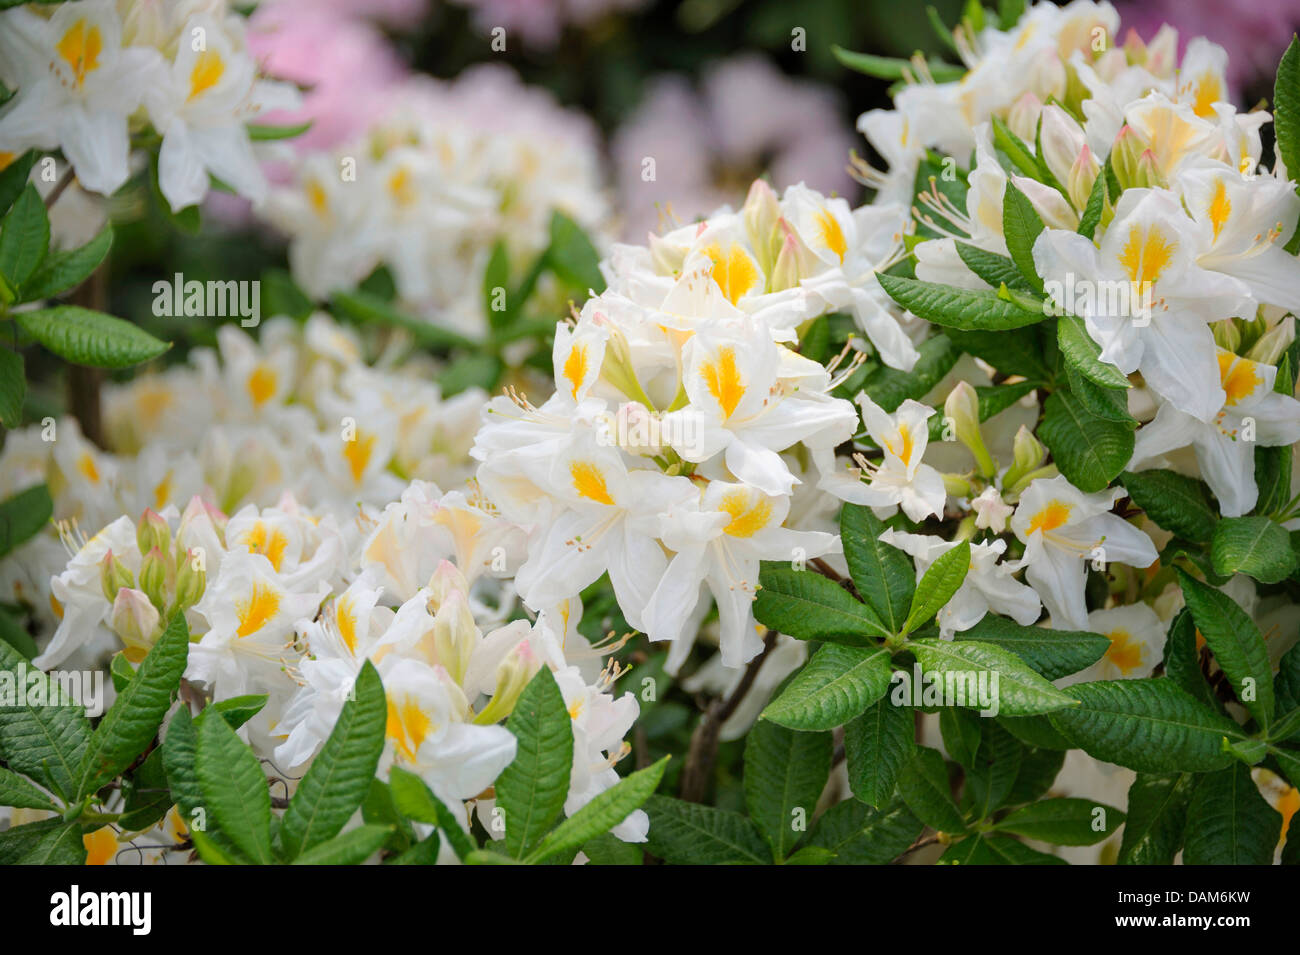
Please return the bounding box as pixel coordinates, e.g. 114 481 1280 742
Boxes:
0 0 1297 869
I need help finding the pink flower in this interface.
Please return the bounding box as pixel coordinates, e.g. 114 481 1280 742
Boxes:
612 55 857 239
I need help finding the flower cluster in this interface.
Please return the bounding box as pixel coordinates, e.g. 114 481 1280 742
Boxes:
257 66 610 337
0 0 299 210
0 315 486 652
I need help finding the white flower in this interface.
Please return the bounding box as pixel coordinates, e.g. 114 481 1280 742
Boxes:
145 13 300 210
1128 349 1300 517
878 528 1041 637
971 486 1014 533
0 0 165 195
1010 475 1157 631
1032 187 1254 422
642 482 837 667
817 395 947 522
1070 603 1167 682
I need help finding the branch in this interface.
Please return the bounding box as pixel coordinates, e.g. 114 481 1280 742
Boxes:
678 628 779 803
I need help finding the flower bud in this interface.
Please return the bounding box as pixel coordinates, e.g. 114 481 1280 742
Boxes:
1211 318 1242 353
139 547 169 613
1110 125 1145 189
100 550 135 604
1067 144 1101 211
427 559 470 612
1245 316 1295 365
648 231 686 275
944 381 996 478
473 638 540 725
942 473 974 498
136 508 171 559
432 589 478 686
1007 93 1043 144
1003 425 1046 491
172 549 206 613
111 588 161 663
1039 105 1086 186
742 179 782 275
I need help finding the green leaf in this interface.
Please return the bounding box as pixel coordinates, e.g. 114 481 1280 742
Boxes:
955 242 1029 291
496 666 574 857
0 185 49 290
118 748 172 832
189 827 244 865
290 824 391 865
0 151 36 217
0 636 89 801
1121 469 1219 544
956 615 1109 680
1076 170 1107 239
840 504 914 632
991 115 1042 180
939 707 982 767
0 483 52 558
856 334 960 411
108 652 135 694
387 766 475 861
0 347 23 428
744 720 831 860
1182 762 1282 865
1065 365 1135 425
845 698 916 807
993 797 1124 845
330 289 476 351
0 765 57 810
1004 746 1065 804
830 45 965 82
483 241 512 330
945 325 1053 380
940 833 1067 864
902 540 970 635
77 613 188 798
195 703 273 864
875 273 1046 331
1039 389 1134 492
962 720 1023 819
753 565 889 645
1057 315 1130 389
1002 180 1045 293
897 747 965 833
580 831 643 865
1176 568 1274 729
806 796 923 864
643 795 772 864
259 268 314 320
1118 772 1195 865
997 713 1074 750
161 705 202 821
909 638 1079 716
279 660 387 859
1210 515 1297 584
0 818 86 864
209 694 268 731
545 211 604 293
1048 679 1240 773
387 833 441 865
19 224 112 302
17 306 169 369
1256 444 1293 519
761 644 892 731
246 121 312 141
525 756 668 864
1275 37 1300 248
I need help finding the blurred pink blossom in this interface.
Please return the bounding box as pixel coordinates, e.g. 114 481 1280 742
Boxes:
247 5 411 155
612 54 857 239
1116 0 1300 93
450 0 649 49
